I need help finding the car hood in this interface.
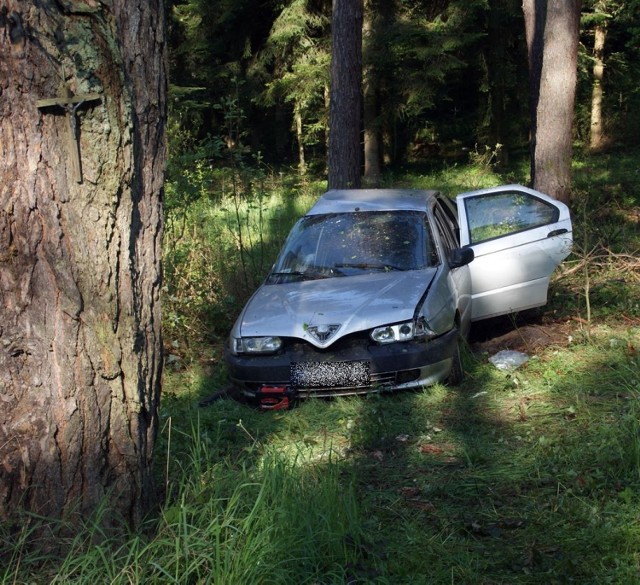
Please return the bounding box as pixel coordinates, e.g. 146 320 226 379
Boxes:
236 269 437 348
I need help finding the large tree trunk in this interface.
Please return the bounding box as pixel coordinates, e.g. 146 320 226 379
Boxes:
523 0 581 204
327 0 363 189
0 0 165 528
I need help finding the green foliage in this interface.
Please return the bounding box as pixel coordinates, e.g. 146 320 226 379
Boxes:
163 91 321 353
5 325 639 583
163 171 319 351
557 150 640 323
4 146 639 585
166 0 640 173
165 0 533 169
256 0 331 170
163 123 323 354
363 0 502 161
576 0 640 147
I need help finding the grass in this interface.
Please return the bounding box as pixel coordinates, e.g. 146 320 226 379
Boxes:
2 148 640 583
156 322 639 584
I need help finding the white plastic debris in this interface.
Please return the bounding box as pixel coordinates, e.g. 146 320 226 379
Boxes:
489 350 530 371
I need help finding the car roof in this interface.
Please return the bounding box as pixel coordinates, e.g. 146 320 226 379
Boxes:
307 189 440 215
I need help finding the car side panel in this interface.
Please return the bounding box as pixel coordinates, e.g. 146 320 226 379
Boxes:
464 219 572 320
456 185 572 321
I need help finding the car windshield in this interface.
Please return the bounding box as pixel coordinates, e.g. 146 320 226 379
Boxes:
267 210 435 283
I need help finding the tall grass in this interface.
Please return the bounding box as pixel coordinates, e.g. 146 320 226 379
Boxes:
3 149 639 584
163 167 322 354
2 421 368 585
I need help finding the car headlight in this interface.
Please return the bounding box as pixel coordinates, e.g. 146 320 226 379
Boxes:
370 319 434 344
232 336 282 355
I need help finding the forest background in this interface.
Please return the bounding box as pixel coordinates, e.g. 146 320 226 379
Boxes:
164 0 639 350
167 0 639 177
2 0 640 583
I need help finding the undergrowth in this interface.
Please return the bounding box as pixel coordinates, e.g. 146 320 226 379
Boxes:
2 148 639 584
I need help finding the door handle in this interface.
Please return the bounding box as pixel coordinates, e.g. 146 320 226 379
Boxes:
547 228 568 238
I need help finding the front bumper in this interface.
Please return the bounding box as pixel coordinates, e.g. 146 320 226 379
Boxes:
225 328 459 400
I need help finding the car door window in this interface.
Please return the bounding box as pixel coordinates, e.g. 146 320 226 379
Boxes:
456 185 572 320
433 202 458 263
464 191 559 245
435 197 461 246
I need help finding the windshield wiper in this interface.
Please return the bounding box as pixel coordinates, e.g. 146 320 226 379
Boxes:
334 262 405 272
268 270 332 282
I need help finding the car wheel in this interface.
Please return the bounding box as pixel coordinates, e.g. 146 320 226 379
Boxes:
446 337 464 386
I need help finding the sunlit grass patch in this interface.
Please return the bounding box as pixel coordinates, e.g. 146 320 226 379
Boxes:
7 326 640 583
7 152 640 583
153 150 640 582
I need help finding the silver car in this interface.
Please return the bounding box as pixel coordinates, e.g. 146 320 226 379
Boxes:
225 186 572 408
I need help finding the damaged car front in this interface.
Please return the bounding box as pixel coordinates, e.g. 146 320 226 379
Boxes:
225 189 473 409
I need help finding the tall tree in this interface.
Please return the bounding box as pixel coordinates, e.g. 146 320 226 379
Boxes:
362 0 381 185
327 0 363 189
260 0 331 175
523 0 581 204
587 3 609 151
0 0 166 527
582 0 624 152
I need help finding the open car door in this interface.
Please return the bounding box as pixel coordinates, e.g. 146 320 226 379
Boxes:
455 185 572 321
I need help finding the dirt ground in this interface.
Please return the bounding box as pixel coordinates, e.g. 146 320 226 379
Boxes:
469 312 576 356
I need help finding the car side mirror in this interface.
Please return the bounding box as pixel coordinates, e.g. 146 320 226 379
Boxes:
449 246 474 268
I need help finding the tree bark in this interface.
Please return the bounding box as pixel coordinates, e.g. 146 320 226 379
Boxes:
328 0 363 189
0 0 165 528
523 0 581 204
295 107 307 175
362 0 380 186
589 22 607 151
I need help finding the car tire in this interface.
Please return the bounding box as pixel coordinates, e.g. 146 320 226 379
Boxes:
446 338 464 386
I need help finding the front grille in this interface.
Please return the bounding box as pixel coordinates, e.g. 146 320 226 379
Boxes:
240 366 421 398
295 370 420 398
284 332 371 355
239 333 424 397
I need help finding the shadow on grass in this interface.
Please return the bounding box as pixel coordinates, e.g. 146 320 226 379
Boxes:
159 312 640 584
342 326 640 582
